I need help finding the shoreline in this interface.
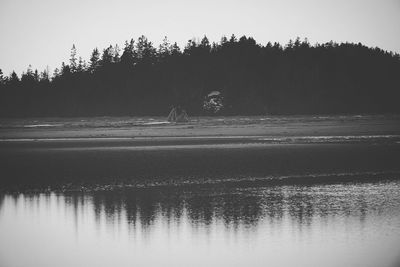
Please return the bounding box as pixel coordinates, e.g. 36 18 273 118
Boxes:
1 115 400 191
1 114 400 140
1 142 400 191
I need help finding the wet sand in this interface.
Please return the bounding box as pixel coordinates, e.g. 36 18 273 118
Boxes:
1 114 400 139
1 141 400 191
1 115 400 191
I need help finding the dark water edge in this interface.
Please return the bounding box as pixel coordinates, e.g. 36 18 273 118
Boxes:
2 172 400 195
1 141 400 192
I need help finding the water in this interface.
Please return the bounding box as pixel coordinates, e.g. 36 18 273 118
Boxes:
1 180 400 267
0 114 398 129
1 114 400 266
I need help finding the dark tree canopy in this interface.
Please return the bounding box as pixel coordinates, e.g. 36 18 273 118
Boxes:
0 35 399 117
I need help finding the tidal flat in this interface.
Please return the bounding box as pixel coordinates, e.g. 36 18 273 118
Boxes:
0 115 400 267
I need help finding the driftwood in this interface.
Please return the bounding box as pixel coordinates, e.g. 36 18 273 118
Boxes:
167 107 189 122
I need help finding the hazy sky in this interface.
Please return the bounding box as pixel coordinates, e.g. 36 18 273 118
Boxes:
1 0 399 75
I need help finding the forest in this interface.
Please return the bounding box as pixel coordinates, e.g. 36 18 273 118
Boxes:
0 35 399 117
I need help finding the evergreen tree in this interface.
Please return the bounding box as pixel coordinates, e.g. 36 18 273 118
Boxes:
1 35 399 117
158 36 171 58
113 44 120 63
89 48 100 73
8 71 19 85
121 39 136 66
53 68 60 79
101 45 113 66
77 57 85 72
61 62 71 76
170 42 181 56
33 69 39 82
136 35 156 62
40 68 50 82
200 35 211 50
0 69 4 85
70 44 78 72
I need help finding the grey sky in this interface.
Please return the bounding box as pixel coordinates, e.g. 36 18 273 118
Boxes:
0 0 399 75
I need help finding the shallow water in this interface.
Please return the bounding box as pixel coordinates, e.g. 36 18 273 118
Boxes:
1 180 400 267
1 115 400 266
1 114 399 129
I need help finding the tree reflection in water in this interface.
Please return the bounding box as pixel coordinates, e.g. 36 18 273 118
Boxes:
1 180 400 267
11 180 392 234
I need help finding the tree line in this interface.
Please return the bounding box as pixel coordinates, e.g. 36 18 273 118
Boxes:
0 35 399 117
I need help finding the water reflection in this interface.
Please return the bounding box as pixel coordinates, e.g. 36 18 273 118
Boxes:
50 182 398 231
1 181 400 267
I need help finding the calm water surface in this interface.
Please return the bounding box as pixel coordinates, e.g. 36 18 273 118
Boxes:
1 180 400 267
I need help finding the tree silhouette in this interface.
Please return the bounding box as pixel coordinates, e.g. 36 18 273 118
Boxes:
89 48 100 73
121 39 136 66
70 44 78 72
0 69 5 86
0 35 399 117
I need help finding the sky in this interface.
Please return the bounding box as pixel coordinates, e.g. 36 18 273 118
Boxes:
0 0 399 75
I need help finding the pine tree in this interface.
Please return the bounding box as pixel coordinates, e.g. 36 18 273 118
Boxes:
76 57 88 73
121 39 136 66
101 45 114 65
0 69 4 85
53 68 60 79
89 48 100 73
220 36 228 45
33 69 39 82
200 35 211 50
229 34 237 43
61 62 71 76
40 68 50 82
9 71 19 82
70 44 78 72
170 42 181 56
26 64 33 77
113 44 120 63
158 36 171 58
7 71 19 88
136 35 156 62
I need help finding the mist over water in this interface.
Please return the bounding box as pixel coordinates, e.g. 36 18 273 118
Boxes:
1 180 400 267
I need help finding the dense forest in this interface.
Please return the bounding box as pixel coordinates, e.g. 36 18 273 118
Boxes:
0 35 399 117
